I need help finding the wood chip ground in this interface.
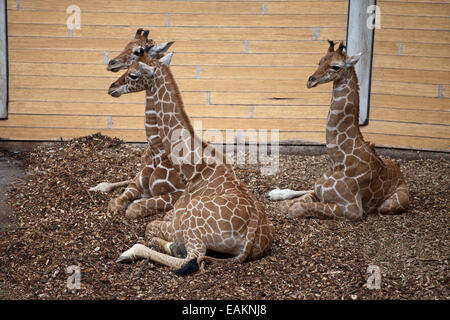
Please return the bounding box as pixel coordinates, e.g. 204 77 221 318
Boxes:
1 134 448 299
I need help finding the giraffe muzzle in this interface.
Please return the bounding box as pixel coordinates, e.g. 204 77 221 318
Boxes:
307 76 319 88
108 83 123 98
107 59 126 73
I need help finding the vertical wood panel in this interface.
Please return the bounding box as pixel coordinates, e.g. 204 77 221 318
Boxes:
0 1 7 119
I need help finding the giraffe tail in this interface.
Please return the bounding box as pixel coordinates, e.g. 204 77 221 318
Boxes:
89 180 132 192
174 254 247 275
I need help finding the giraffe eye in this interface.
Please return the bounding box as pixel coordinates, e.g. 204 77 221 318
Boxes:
133 48 144 56
128 73 139 80
330 65 341 71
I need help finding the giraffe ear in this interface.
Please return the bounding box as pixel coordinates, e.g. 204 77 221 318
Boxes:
345 52 362 67
146 41 175 57
159 52 174 66
138 62 155 75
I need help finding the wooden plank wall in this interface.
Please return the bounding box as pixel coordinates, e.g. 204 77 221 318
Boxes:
369 0 450 150
0 0 449 151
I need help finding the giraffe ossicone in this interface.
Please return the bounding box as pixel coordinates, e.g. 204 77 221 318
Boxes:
109 44 274 275
267 40 409 221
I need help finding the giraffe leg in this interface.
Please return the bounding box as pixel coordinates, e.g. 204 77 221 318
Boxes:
118 219 177 262
117 237 206 276
378 183 409 215
125 193 178 219
146 218 187 258
145 219 175 241
279 191 319 214
89 180 132 192
173 240 207 276
108 166 154 215
287 195 364 221
163 209 175 221
116 243 203 275
108 181 142 214
144 216 207 275
248 221 275 261
265 188 315 201
151 237 187 258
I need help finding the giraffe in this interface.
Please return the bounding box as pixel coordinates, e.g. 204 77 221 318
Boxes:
90 28 156 194
107 28 156 73
266 41 409 221
108 44 274 275
89 28 155 195
89 29 186 220
91 28 157 189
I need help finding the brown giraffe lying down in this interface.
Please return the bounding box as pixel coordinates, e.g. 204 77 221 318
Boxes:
108 44 274 275
89 29 186 220
266 41 409 221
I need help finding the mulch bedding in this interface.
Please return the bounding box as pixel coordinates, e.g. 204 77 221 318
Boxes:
0 134 448 300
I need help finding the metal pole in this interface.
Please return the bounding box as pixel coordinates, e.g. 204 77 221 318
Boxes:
0 0 8 119
346 0 377 126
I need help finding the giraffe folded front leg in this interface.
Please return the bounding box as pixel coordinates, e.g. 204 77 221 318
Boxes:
278 191 318 214
109 166 154 215
125 193 176 219
378 184 409 215
108 185 141 214
288 202 363 221
163 209 175 221
279 199 294 214
107 174 143 215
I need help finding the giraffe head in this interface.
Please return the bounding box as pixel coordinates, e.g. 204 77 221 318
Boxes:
107 28 156 72
307 41 361 88
108 42 175 97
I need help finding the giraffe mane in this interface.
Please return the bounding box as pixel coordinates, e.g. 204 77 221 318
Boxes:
161 64 195 136
160 63 228 164
348 65 385 163
347 66 364 142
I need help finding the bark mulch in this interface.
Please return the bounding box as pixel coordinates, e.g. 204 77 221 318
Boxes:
1 134 448 299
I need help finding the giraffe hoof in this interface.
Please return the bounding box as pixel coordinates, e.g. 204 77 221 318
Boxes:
125 208 140 220
108 198 128 215
116 254 134 264
169 242 187 259
174 258 199 276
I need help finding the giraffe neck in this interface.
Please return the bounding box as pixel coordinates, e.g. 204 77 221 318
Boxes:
148 65 226 183
326 67 365 165
144 95 166 166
